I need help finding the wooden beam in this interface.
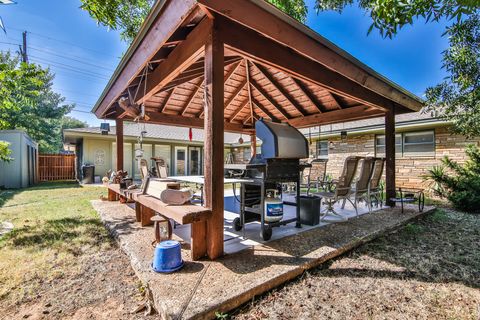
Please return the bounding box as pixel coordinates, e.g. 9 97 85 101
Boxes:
249 78 290 120
288 105 384 128
216 16 396 113
251 97 279 122
135 18 213 105
158 56 241 93
159 88 176 113
385 106 396 207
198 0 423 112
180 77 204 116
115 119 124 171
224 59 242 83
94 0 197 117
291 78 327 113
326 91 342 109
252 62 308 116
229 97 249 122
204 23 224 260
224 78 247 110
245 60 255 126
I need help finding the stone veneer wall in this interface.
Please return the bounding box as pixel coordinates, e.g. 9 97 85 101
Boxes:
232 126 480 192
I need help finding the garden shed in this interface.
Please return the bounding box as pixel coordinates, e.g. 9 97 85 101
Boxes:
0 130 38 189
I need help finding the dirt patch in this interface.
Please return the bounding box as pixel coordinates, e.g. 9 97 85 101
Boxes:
0 247 152 320
232 209 480 319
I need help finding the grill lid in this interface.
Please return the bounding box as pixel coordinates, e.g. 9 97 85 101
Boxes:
256 119 309 159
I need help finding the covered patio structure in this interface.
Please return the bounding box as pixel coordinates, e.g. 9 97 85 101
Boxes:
93 0 423 261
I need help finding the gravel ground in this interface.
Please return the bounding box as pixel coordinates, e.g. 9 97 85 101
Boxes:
232 209 480 319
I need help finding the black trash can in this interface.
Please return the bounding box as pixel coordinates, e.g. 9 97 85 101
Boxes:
81 165 95 184
297 195 321 226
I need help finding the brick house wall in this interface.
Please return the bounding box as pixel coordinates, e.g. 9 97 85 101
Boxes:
232 126 480 192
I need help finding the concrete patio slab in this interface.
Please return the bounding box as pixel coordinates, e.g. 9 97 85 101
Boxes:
92 199 434 320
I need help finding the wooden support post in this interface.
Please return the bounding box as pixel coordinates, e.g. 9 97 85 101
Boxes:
191 221 207 260
385 106 396 207
116 119 124 171
250 132 257 157
135 203 142 222
204 21 224 260
141 205 155 227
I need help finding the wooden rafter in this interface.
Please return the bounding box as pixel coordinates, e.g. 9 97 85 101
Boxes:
218 17 395 112
249 77 290 120
245 60 254 125
159 56 241 93
288 105 383 128
252 62 308 117
224 79 247 110
292 78 327 113
326 91 343 109
135 18 213 104
229 97 249 122
180 77 204 115
223 59 242 83
159 88 176 113
251 97 279 121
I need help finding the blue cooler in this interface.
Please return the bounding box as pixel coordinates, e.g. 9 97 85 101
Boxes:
152 240 184 273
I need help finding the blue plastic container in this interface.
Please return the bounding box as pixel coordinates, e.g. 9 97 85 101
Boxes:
152 240 184 273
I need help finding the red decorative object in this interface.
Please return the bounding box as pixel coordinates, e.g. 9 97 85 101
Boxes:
189 128 193 141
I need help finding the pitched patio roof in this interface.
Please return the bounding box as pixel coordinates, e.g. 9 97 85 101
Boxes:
92 0 423 133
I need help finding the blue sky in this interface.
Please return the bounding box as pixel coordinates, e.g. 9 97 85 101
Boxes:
0 0 449 126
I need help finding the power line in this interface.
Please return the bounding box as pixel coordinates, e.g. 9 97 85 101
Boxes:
30 55 111 79
6 26 121 59
54 88 101 99
28 46 116 72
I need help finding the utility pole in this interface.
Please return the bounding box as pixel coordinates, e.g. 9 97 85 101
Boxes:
19 31 28 63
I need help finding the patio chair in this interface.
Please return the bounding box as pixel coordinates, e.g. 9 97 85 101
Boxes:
152 157 168 178
367 157 385 209
341 157 375 215
306 158 328 193
315 156 361 220
139 159 149 179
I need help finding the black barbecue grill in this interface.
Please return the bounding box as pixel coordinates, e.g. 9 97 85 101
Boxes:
233 119 309 240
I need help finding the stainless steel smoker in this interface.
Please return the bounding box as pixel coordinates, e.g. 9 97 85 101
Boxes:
233 119 309 240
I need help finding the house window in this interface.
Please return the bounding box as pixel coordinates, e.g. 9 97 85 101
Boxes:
316 141 329 158
403 131 435 156
375 131 435 157
375 134 402 156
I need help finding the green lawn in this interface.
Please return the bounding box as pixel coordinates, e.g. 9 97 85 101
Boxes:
0 182 109 305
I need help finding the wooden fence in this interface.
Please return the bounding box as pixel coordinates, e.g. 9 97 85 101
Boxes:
39 154 76 181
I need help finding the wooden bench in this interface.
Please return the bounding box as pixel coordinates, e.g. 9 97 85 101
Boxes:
107 179 211 260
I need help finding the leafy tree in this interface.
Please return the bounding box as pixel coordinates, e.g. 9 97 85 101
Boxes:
0 141 12 162
79 0 155 42
0 52 74 153
424 13 480 137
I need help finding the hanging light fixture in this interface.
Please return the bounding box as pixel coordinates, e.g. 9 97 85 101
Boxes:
238 133 244 145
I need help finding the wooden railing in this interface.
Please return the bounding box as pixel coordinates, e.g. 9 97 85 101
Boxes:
38 154 76 181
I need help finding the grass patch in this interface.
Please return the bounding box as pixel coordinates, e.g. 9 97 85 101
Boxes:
0 182 108 304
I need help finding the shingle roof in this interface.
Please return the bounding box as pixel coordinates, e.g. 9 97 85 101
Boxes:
64 122 250 145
